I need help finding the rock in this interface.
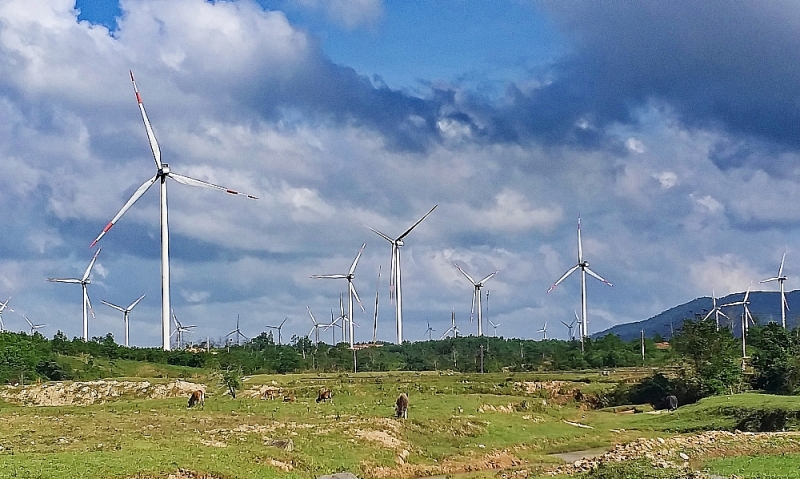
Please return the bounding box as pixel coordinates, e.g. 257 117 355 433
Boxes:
317 473 359 479
270 438 294 452
679 452 689 460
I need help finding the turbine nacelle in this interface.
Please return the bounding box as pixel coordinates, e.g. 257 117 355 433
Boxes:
396 239 404 247
158 164 170 176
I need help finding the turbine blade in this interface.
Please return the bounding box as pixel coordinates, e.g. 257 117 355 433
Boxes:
760 277 779 283
130 70 162 169
363 224 394 243
478 271 498 284
584 267 613 286
547 265 580 293
47 278 82 284
350 281 365 313
128 294 146 310
85 288 96 320
102 300 126 312
307 306 317 325
310 274 349 279
779 251 786 277
82 247 102 281
90 174 158 247
349 243 366 276
169 172 258 199
397 205 437 241
577 216 583 263
454 263 477 285
702 310 714 321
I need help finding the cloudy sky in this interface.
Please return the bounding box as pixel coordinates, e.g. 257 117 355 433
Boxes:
2 0 800 347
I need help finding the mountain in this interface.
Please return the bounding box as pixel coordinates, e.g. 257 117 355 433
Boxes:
594 290 800 341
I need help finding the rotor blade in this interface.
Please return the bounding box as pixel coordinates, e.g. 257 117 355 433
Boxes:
577 216 583 263
397 204 437 241
310 274 349 279
702 310 714 321
102 300 126 312
307 306 318 325
169 172 258 199
743 284 752 303
90 174 158 247
560 320 570 327
547 265 580 293
24 315 33 327
127 294 146 310
584 267 613 287
349 243 366 276
363 224 394 243
280 317 287 328
478 271 498 284
82 247 102 281
47 278 82 284
469 288 476 322
350 281 365 313
130 70 162 169
453 263 477 285
779 251 787 277
85 288 96 320
718 310 729 319
389 244 397 302
760 277 779 284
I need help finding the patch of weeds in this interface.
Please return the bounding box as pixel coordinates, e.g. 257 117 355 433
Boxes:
579 460 704 479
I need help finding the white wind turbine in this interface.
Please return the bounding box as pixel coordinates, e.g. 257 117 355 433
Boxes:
225 315 248 346
171 310 195 349
560 313 577 340
440 309 460 339
307 307 323 345
311 243 366 348
0 297 13 332
488 319 500 337
372 266 381 344
47 248 102 341
102 294 145 347
702 291 729 331
721 285 754 367
90 72 257 351
760 251 789 329
537 322 548 340
453 263 498 337
547 217 612 350
24 315 46 335
424 319 435 340
266 317 288 345
364 205 437 344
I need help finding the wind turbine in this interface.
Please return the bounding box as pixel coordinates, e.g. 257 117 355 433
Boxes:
324 308 343 344
89 72 257 351
488 319 500 337
440 309 459 339
761 251 789 329
307 307 324 345
0 297 13 332
171 310 195 349
225 315 248 346
560 313 577 340
547 217 612 350
266 317 288 345
24 315 46 335
424 319 435 340
537 322 548 340
702 291 729 331
311 243 366 348
102 294 145 347
721 284 755 334
364 205 437 344
47 248 102 341
453 263 498 337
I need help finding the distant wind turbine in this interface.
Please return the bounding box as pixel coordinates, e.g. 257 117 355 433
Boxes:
424 319 435 340
721 285 754 367
47 248 101 341
560 313 577 340
307 307 323 345
453 263 498 337
761 251 789 329
311 243 366 348
488 319 500 337
225 315 248 346
537 322 548 340
266 317 288 345
102 294 145 347
440 309 459 339
24 315 46 336
364 205 437 344
0 297 13 332
89 71 257 352
547 217 612 350
171 310 195 349
702 291 729 331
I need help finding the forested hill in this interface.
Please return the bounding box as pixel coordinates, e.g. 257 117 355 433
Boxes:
596 290 800 341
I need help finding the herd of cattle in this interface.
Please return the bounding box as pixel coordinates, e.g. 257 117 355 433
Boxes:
187 387 410 418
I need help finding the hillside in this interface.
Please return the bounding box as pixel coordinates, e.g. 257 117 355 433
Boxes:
596 290 800 341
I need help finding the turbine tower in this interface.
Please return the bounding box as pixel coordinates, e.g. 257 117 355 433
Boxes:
364 205 437 344
47 248 101 341
761 251 789 329
453 263 497 336
102 294 145 347
547 217 612 350
311 243 366 348
90 71 257 351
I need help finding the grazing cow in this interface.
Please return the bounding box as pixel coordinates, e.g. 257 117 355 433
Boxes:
187 389 205 408
316 388 333 403
283 393 296 402
262 387 280 400
666 394 678 412
395 393 409 419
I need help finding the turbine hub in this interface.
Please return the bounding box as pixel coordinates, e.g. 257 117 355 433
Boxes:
396 240 404 247
159 163 170 176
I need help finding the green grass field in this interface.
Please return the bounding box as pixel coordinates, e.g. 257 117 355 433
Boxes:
2 371 800 478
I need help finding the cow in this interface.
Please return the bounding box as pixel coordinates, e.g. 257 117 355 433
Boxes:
262 387 280 400
316 388 333 403
395 392 409 419
666 394 678 412
187 389 205 408
283 393 296 402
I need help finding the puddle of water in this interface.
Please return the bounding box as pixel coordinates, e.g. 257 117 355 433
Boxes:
549 447 609 463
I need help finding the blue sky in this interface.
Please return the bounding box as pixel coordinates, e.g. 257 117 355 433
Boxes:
2 0 800 347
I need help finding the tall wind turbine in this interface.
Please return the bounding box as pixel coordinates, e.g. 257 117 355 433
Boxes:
453 263 497 337
560 315 577 340
24 315 46 335
266 317 288 345
47 248 102 341
0 297 13 332
89 72 258 351
761 251 789 329
311 243 366 348
702 291 729 331
102 294 145 347
547 217 612 350
364 205 437 344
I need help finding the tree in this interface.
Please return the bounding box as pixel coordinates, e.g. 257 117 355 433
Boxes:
749 323 800 394
672 319 743 396
220 365 242 399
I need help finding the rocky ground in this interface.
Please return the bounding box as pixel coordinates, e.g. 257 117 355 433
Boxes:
0 379 205 406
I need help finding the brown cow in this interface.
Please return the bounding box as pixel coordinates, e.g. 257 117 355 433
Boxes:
395 392 409 419
316 387 333 403
187 389 205 408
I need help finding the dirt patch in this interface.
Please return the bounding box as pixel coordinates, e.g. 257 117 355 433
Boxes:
362 449 524 479
353 429 406 449
126 469 223 479
0 380 205 406
513 381 584 405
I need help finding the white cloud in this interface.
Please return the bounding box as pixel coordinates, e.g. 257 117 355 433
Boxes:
292 0 383 29
689 255 760 296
